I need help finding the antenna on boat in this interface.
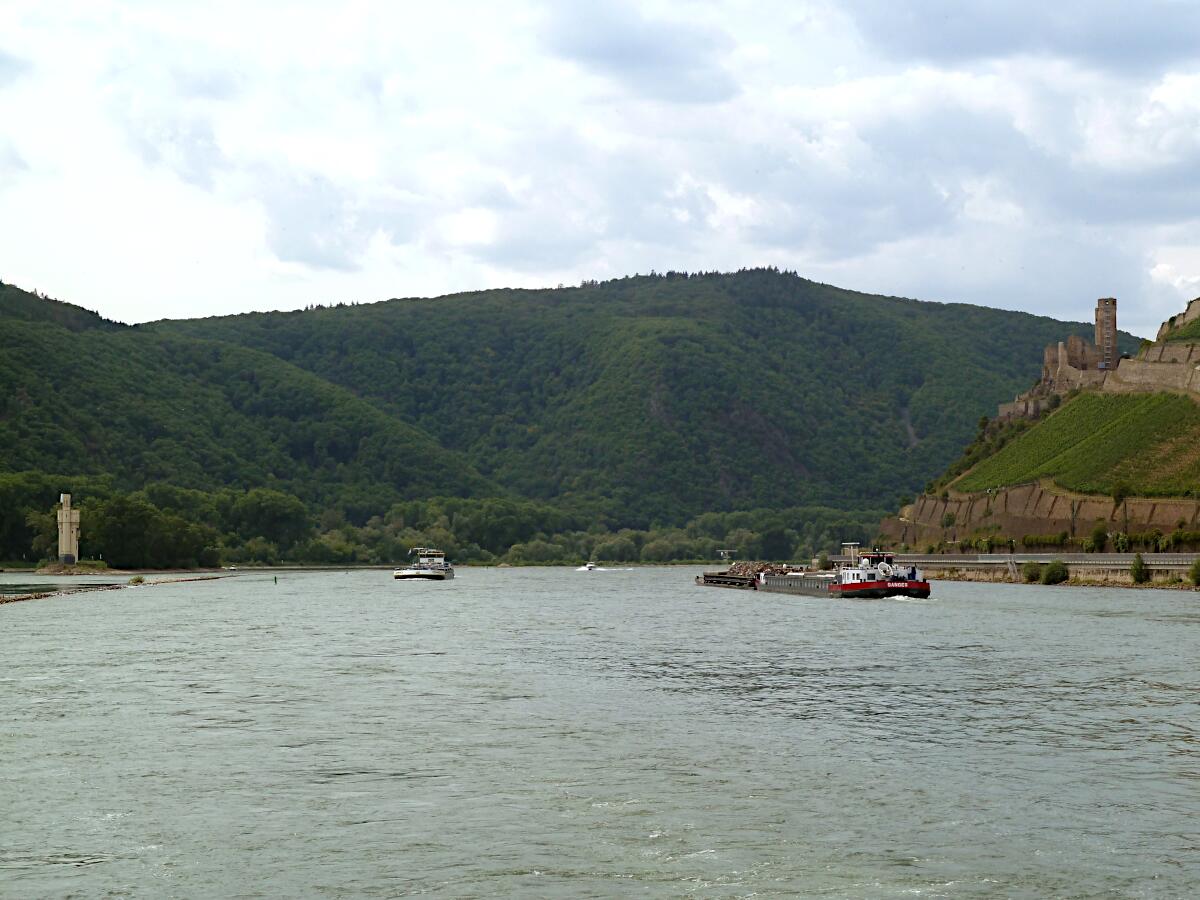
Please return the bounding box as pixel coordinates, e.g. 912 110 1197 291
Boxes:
841 542 860 564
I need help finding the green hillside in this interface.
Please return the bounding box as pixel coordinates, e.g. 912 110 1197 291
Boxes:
1164 317 1200 342
0 317 494 513
2 271 1147 565
151 269 1137 524
954 392 1200 497
0 281 120 331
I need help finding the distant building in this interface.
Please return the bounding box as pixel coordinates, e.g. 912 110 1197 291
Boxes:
1095 297 1117 370
56 493 80 565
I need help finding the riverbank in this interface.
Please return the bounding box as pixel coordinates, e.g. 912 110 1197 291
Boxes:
925 566 1198 590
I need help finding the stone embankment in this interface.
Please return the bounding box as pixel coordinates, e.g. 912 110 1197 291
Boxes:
881 553 1200 589
882 481 1199 549
921 565 1196 590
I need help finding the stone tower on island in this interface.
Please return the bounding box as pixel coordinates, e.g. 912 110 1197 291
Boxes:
56 493 80 565
1095 297 1117 370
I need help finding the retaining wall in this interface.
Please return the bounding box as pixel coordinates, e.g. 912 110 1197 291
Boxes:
883 483 1200 548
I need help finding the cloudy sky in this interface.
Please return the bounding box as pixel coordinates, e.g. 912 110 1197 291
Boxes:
2 1 1199 334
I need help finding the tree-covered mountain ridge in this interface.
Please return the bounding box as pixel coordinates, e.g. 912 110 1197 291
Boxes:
146 269 1139 523
4 270 1143 525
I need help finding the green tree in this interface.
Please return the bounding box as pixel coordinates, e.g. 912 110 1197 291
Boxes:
1130 552 1149 585
1111 482 1130 509
640 537 687 562
594 536 637 562
228 489 312 551
1021 560 1042 582
506 539 566 563
1041 559 1069 584
759 526 795 561
241 536 280 565
85 495 161 568
1090 521 1108 553
84 494 218 568
1189 558 1200 588
24 509 57 561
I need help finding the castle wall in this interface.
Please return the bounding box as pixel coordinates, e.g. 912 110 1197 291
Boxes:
1065 334 1101 370
1102 358 1200 396
1156 297 1200 341
1046 352 1105 392
998 396 1048 419
1141 342 1200 364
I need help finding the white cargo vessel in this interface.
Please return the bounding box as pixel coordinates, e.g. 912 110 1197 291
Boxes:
393 548 455 581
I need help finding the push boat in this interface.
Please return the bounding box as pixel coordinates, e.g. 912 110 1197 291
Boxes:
393 548 455 581
696 546 930 599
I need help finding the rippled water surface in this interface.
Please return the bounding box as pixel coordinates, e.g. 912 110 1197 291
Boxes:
3 569 1199 897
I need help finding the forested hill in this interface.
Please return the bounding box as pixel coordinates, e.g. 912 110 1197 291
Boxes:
146 269 1139 524
0 303 495 519
0 281 121 331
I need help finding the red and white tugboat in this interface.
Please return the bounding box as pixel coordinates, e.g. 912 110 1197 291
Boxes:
818 544 930 599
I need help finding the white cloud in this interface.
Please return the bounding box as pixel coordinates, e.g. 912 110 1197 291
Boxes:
0 0 1197 335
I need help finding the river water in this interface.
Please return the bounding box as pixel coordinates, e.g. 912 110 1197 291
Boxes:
2 568 1198 897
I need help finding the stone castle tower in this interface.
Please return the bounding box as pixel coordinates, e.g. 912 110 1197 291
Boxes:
56 493 80 565
1095 297 1117 370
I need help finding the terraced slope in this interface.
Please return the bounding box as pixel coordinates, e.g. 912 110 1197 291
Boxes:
955 392 1200 496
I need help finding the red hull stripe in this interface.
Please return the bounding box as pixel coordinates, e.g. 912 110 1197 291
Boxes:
830 580 930 593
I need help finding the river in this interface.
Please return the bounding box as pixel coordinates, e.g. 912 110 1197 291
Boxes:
2 568 1198 897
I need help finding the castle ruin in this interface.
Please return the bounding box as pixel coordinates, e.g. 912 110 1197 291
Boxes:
884 294 1200 548
998 295 1200 419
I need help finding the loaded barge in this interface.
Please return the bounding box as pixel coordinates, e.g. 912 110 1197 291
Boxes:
697 546 930 600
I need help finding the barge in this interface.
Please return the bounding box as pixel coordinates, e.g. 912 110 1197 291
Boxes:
697 546 930 600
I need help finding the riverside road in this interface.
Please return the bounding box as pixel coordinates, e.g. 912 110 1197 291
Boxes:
852 553 1200 571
